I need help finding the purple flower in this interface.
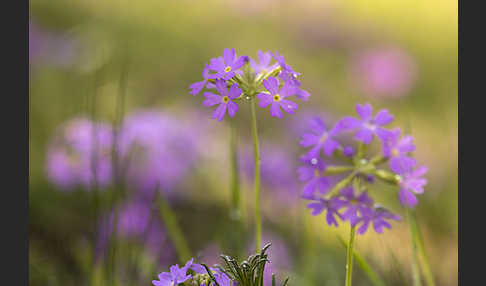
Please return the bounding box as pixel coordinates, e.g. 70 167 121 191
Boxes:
190 63 210 96
213 270 232 286
300 116 341 159
356 206 401 234
152 259 195 286
336 103 394 144
342 146 355 157
298 157 331 199
396 165 428 208
46 118 113 191
271 51 301 86
340 187 374 226
306 197 346 227
250 50 279 75
257 77 298 118
203 79 241 121
117 110 200 197
382 128 417 173
208 48 249 80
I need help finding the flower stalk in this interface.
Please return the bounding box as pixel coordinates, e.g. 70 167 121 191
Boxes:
250 98 262 252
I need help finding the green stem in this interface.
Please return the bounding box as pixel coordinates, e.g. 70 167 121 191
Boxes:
410 210 435 286
229 118 243 257
345 226 357 286
250 98 262 252
158 193 191 263
407 209 423 286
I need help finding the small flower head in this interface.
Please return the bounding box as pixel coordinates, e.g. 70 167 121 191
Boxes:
152 258 204 286
250 50 278 76
208 48 249 80
340 187 374 226
300 116 341 159
257 77 298 118
203 79 241 121
382 128 417 173
306 197 347 227
396 165 428 208
357 205 402 235
336 103 394 144
298 157 331 199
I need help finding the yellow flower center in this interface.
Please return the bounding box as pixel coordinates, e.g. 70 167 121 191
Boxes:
391 148 399 157
223 96 229 103
224 66 232 72
273 94 281 102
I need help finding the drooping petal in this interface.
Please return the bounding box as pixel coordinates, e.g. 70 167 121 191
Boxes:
189 80 206 96
226 101 239 117
202 92 222 107
269 102 283 118
355 128 374 144
257 93 273 107
398 188 418 208
214 79 228 96
212 103 227 122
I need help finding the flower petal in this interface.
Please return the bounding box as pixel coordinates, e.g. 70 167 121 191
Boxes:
263 77 279 94
223 48 235 65
202 92 222 107
227 101 239 117
279 99 298 114
212 103 227 122
270 102 283 118
356 103 373 120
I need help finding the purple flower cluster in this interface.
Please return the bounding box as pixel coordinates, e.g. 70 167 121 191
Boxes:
152 258 232 286
298 103 428 234
46 110 202 196
152 258 206 286
190 49 310 120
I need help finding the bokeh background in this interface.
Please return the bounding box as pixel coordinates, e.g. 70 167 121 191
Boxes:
29 0 457 285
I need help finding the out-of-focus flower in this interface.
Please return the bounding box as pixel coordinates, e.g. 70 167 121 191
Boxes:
336 103 394 144
306 197 346 226
298 157 331 199
258 77 299 118
29 19 78 67
239 144 299 204
46 118 113 191
382 128 416 173
300 116 341 158
203 79 241 121
117 110 201 198
339 187 374 226
356 206 401 234
396 165 428 208
250 50 278 76
351 47 418 98
152 259 196 286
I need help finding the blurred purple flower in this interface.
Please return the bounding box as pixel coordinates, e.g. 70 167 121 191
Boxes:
336 103 394 144
339 187 374 226
117 110 201 198
208 48 249 80
46 118 113 191
258 77 298 118
152 259 198 286
382 128 417 173
306 197 346 227
351 47 417 98
356 206 401 235
396 164 428 208
239 144 300 204
250 50 278 75
300 116 341 159
298 157 331 199
203 79 241 121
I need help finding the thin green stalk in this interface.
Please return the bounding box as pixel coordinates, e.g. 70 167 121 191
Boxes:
407 209 423 286
229 119 243 257
410 210 435 286
345 226 357 286
249 98 262 252
337 235 386 286
158 193 191 263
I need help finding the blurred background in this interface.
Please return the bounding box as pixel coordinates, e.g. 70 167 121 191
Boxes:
29 0 457 285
